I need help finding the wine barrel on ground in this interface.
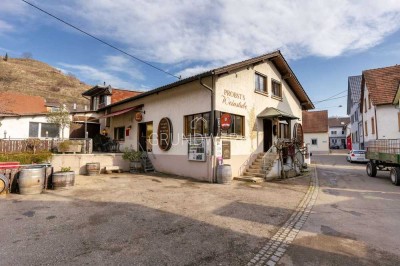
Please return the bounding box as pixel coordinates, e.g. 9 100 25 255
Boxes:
18 166 45 195
86 162 100 176
217 164 232 184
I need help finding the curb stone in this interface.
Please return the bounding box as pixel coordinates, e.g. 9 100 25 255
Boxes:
247 166 319 266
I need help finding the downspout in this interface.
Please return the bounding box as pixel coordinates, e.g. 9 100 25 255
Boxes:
374 106 378 139
199 74 215 183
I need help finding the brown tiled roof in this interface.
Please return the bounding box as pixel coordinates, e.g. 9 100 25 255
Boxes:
328 117 350 127
361 65 400 106
302 110 328 133
99 50 314 111
111 89 141 104
0 92 47 115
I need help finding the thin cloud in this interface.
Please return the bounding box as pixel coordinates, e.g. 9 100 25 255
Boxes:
103 55 145 80
58 62 135 90
63 0 400 64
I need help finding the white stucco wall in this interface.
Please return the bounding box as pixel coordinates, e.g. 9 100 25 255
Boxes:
349 103 362 150
376 105 400 139
0 115 69 139
362 85 377 143
105 61 306 180
304 132 329 153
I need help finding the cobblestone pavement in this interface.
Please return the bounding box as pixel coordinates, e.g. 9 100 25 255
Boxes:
248 167 319 266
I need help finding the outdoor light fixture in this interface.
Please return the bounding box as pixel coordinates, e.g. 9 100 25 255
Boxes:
102 129 107 135
3 130 7 139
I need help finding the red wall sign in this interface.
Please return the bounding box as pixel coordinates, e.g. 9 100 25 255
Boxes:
220 113 232 130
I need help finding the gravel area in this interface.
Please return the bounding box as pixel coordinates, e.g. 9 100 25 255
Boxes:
0 172 310 265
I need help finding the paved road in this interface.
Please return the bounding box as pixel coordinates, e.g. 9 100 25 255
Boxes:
280 154 400 265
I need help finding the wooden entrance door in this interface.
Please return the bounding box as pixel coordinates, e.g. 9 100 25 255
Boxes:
263 119 273 152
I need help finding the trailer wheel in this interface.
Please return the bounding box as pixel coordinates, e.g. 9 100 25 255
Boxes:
390 167 400 186
367 161 377 177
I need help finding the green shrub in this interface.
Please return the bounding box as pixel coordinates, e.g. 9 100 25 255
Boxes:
61 167 71 172
0 151 52 164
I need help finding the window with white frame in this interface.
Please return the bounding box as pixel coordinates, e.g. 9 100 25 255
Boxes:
311 138 318 145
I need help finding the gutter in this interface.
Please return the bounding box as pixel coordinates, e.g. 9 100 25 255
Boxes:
199 75 215 183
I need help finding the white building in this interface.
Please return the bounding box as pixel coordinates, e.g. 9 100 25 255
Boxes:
347 75 363 150
361 65 400 144
95 51 314 181
328 117 350 149
302 110 329 154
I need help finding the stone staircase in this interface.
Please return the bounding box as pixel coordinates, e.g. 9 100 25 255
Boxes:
235 152 278 183
141 152 155 173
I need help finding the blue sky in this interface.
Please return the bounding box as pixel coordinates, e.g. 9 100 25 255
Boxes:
1 0 400 117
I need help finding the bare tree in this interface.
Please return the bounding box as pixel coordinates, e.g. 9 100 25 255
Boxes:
46 105 71 139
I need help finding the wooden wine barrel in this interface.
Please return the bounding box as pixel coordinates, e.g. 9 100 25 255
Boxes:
18 166 45 195
86 162 100 176
52 171 75 190
217 164 232 184
0 174 9 194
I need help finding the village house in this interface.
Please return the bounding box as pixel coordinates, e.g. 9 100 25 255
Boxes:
302 110 329 154
361 65 400 144
70 85 142 139
347 75 363 150
0 91 69 139
328 117 350 149
96 51 314 181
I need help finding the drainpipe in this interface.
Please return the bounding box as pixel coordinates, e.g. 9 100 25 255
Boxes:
199 74 215 183
374 106 378 139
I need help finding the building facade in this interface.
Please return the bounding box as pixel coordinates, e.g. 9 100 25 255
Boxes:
98 51 314 181
347 75 363 150
328 117 350 149
302 110 329 154
361 65 400 144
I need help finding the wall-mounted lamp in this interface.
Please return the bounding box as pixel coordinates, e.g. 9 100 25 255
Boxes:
102 128 107 135
127 125 132 129
3 130 7 139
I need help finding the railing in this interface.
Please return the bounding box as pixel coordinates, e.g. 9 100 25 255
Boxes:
367 139 400 155
262 144 278 178
238 150 259 177
0 138 92 154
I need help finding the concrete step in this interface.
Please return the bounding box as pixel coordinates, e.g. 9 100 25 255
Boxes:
234 176 264 183
249 164 262 169
244 171 265 178
246 168 264 174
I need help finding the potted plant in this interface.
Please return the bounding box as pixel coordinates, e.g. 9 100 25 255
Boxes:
122 148 143 173
52 166 75 190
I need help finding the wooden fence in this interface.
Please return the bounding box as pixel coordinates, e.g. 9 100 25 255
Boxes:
0 138 93 154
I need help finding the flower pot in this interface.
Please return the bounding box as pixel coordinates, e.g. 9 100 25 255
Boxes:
129 161 142 173
52 171 75 190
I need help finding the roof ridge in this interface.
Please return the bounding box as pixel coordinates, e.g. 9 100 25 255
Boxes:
362 64 400 73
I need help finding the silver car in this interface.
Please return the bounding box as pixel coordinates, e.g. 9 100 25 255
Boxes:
347 150 369 163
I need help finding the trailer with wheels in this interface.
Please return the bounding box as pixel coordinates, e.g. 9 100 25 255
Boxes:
366 139 400 185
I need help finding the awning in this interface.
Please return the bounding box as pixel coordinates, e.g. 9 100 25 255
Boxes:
257 107 299 119
100 105 142 119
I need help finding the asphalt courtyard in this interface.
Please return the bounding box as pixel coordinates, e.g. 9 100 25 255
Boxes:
1 171 311 265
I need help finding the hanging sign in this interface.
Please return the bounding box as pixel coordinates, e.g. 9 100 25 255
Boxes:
220 113 232 130
135 112 143 122
158 117 173 151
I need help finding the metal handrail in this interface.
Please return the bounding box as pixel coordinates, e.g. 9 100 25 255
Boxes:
238 150 258 176
261 144 278 177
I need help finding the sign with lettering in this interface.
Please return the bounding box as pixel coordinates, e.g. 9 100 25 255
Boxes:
222 89 247 109
158 117 173 151
220 113 231 130
135 112 143 122
188 139 206 161
222 141 231 159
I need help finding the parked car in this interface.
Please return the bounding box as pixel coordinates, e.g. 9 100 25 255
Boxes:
347 150 369 163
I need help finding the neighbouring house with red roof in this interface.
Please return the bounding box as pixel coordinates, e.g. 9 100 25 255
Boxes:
360 65 400 145
70 85 142 138
302 110 329 153
0 91 69 139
